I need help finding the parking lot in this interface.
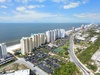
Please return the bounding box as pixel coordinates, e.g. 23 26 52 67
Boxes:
25 50 61 74
0 53 15 66
24 37 68 74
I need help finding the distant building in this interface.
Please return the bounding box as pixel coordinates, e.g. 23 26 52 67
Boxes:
0 43 7 59
72 27 75 32
4 69 35 75
46 29 65 43
81 24 85 30
60 29 65 38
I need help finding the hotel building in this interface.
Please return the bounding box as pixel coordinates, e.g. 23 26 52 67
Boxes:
40 33 46 44
0 43 7 59
20 37 33 55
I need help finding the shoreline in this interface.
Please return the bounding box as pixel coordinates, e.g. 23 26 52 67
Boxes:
6 23 95 53
6 39 20 46
6 27 81 53
0 23 87 44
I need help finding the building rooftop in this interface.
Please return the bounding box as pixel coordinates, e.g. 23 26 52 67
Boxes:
90 36 97 43
4 69 30 75
76 36 85 41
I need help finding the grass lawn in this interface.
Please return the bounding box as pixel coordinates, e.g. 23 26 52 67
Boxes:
40 48 50 53
0 60 15 69
53 42 69 58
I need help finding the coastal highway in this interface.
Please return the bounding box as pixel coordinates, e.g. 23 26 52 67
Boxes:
69 34 94 75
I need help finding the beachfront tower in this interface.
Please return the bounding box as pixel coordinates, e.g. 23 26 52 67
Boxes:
0 43 7 59
20 37 28 55
20 37 33 55
46 31 51 43
28 37 33 53
40 33 46 45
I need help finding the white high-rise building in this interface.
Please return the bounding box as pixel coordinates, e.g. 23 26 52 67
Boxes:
54 29 57 41
31 33 46 49
50 30 54 42
81 24 85 30
72 27 75 32
0 43 7 59
28 37 33 53
20 37 33 55
32 34 40 48
40 33 46 44
60 29 66 38
31 34 35 49
38 34 41 47
20 37 29 55
46 31 51 43
57 29 61 38
46 29 65 43
34 34 38 48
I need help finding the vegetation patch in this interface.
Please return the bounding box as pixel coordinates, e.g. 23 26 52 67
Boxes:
52 62 82 75
78 36 100 64
53 42 69 58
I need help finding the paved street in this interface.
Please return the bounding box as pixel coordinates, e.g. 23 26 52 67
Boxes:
18 58 48 75
0 58 48 75
69 34 94 75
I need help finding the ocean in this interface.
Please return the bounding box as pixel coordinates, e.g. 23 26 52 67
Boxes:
0 23 89 46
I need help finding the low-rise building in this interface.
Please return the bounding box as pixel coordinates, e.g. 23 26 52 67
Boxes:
4 69 34 75
75 36 85 41
90 36 97 43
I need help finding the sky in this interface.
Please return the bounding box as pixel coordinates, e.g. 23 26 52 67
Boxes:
0 0 100 23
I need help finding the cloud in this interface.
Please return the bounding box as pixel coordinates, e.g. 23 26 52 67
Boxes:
82 0 89 4
35 0 45 2
0 5 7 8
0 9 58 22
1 12 10 15
27 5 44 9
63 2 80 9
52 0 70 3
0 0 11 3
0 0 5 2
15 0 31 3
16 5 44 11
52 0 89 9
73 12 100 20
16 6 26 11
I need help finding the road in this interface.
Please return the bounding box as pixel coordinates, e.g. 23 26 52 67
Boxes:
17 58 48 75
5 44 48 75
0 58 48 75
69 34 94 75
